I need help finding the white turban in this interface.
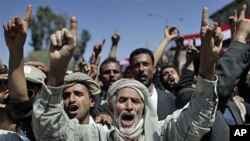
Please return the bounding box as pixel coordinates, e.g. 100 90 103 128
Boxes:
107 78 150 106
107 79 161 141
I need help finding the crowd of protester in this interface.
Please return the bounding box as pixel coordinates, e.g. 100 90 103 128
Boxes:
0 3 250 141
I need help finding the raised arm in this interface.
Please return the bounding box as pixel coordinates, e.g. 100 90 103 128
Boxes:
109 31 120 58
32 17 111 140
228 9 237 41
183 39 199 71
82 51 101 82
172 35 184 70
217 4 250 108
153 26 179 65
47 16 77 87
199 7 223 80
32 17 79 140
3 5 32 102
161 7 222 141
92 39 104 63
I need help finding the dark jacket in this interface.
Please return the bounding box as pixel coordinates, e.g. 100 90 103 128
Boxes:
156 87 176 120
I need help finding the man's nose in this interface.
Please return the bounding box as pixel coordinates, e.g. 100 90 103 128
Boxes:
125 99 133 111
110 70 114 76
139 64 144 72
69 93 76 102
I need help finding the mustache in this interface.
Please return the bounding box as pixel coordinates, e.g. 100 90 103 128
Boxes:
137 73 147 78
118 111 136 119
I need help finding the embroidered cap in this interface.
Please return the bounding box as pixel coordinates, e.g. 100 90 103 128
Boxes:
24 65 46 84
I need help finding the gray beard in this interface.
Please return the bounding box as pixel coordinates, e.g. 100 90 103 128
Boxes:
116 116 140 134
119 126 136 135
114 118 145 141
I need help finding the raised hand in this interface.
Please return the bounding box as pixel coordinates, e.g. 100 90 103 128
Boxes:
3 5 32 52
81 62 98 80
164 26 179 41
90 51 101 65
95 113 113 128
48 16 77 86
93 39 105 58
154 26 180 65
199 7 223 80
88 51 100 81
109 30 120 58
234 4 250 44
111 31 120 46
173 34 184 68
81 62 91 75
228 9 237 40
3 5 32 102
186 38 198 65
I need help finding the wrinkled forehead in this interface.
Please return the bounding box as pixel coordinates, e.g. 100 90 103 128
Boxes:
112 86 146 106
108 79 149 105
116 87 144 100
132 54 152 63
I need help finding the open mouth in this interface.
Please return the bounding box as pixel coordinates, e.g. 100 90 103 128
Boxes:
169 76 175 81
168 77 175 83
67 104 79 114
121 113 134 127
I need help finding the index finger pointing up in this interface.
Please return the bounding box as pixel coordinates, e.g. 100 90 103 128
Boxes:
201 7 208 27
239 4 246 20
70 16 77 36
24 5 32 23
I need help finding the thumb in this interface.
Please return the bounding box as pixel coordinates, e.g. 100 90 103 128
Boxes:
95 116 101 123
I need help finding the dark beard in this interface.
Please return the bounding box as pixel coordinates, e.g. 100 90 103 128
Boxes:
165 83 178 91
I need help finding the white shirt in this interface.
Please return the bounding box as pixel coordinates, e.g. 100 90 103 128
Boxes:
148 85 158 113
89 116 95 124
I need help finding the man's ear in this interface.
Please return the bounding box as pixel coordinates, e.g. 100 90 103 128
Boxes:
153 65 157 74
108 98 114 112
109 104 114 113
90 97 96 108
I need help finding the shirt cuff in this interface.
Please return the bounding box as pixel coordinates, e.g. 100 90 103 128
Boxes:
40 84 64 104
196 75 218 99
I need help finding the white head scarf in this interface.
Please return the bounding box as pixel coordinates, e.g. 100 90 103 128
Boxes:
107 79 161 141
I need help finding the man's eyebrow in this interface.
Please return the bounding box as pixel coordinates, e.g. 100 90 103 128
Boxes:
117 95 128 99
117 95 142 100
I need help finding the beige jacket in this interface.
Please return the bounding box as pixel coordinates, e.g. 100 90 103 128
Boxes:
32 76 218 141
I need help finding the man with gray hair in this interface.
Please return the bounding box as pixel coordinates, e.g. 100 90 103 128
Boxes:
32 6 221 141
